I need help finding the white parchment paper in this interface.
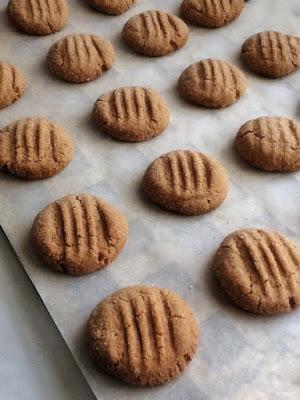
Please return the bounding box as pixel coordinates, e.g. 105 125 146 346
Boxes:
0 0 299 399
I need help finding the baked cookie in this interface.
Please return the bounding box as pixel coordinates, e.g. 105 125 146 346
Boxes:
47 34 115 83
84 0 135 15
7 0 69 35
88 285 199 386
0 61 26 109
180 0 245 28
241 31 300 78
93 87 170 142
178 59 247 108
214 229 300 315
236 116 300 172
142 150 229 215
122 10 189 57
32 194 128 275
0 118 73 179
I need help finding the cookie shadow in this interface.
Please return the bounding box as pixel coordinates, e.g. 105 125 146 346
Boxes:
81 108 141 147
233 48 283 83
0 7 15 34
136 179 204 220
225 134 274 177
204 250 289 321
115 30 148 60
297 101 300 119
136 180 167 215
204 253 233 310
203 256 259 320
74 322 155 394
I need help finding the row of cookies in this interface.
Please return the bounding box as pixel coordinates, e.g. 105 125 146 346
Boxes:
84 0 246 26
1 113 299 180
6 0 246 35
45 26 300 82
1 26 298 109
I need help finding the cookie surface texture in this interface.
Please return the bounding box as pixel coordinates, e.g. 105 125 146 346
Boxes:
47 34 115 83
122 10 189 56
142 150 229 215
236 116 300 172
84 0 135 15
32 194 128 275
214 229 300 315
88 285 199 386
241 31 300 78
0 61 26 109
178 59 247 108
180 0 245 28
7 0 69 35
0 118 73 179
93 87 170 142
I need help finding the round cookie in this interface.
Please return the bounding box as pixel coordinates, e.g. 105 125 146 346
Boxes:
93 87 170 142
0 61 26 109
0 118 73 179
241 31 300 78
88 285 199 386
32 194 128 275
47 34 115 83
142 150 229 215
180 0 245 28
7 0 69 35
214 229 300 315
84 0 135 15
236 116 300 172
178 59 247 108
122 10 189 57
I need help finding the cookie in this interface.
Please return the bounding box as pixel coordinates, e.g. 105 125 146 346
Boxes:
0 118 73 179
93 87 170 142
47 34 115 83
122 10 189 57
88 285 199 386
142 150 229 215
241 31 300 78
236 116 300 172
0 61 26 109
180 0 245 28
178 59 247 108
7 0 69 35
84 0 135 15
32 194 128 275
214 229 300 315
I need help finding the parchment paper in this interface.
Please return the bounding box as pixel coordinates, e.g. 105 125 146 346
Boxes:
0 0 299 399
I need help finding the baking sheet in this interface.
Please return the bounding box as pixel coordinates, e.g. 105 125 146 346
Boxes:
0 0 299 399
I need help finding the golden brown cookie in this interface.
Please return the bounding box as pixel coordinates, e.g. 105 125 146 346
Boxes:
214 229 300 315
122 10 189 57
0 118 73 179
88 285 199 386
178 59 247 108
180 0 245 28
7 0 69 35
32 194 128 275
0 61 26 109
241 31 300 78
236 116 300 172
84 0 135 15
142 150 229 215
47 34 115 83
93 87 170 142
